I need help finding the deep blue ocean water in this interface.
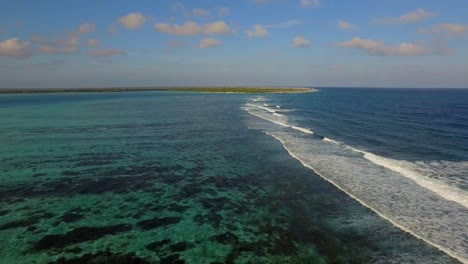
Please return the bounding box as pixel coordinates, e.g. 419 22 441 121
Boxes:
245 88 468 263
0 89 467 263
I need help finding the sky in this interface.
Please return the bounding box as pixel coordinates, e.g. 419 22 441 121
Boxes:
1 0 468 88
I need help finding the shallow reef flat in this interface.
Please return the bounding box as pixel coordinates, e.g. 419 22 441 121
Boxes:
0 92 458 263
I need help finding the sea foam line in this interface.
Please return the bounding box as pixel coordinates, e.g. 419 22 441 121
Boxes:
249 97 468 209
242 107 290 127
322 138 468 209
265 131 468 264
243 105 314 134
291 126 314 134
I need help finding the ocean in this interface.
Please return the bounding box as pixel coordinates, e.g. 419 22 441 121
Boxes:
0 88 466 263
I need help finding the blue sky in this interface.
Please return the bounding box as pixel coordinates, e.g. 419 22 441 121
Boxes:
1 0 467 88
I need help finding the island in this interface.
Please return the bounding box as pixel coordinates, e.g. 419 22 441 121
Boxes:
0 87 316 94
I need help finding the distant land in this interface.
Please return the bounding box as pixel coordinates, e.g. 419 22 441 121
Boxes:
0 87 316 94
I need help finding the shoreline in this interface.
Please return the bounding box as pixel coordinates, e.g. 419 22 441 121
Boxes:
0 87 316 94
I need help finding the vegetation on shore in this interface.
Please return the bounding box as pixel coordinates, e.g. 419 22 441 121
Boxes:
169 87 314 93
0 87 315 94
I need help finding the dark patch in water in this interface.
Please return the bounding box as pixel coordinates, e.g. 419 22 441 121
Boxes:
59 211 84 223
145 239 171 252
32 173 47 178
137 217 182 230
167 203 190 212
50 250 151 264
62 171 80 176
64 247 83 254
0 212 54 231
199 197 231 211
34 224 132 250
192 211 223 228
0 164 180 200
159 254 185 264
169 242 189 252
0 209 11 216
267 233 298 256
210 232 239 244
60 208 84 223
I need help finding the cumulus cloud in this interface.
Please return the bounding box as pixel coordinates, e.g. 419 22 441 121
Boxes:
88 48 127 58
77 23 96 35
292 36 310 47
193 8 210 17
38 44 77 54
118 12 146 29
338 21 358 30
86 38 99 46
199 38 220 48
154 21 234 36
31 22 96 55
245 25 269 38
376 9 436 25
419 23 468 37
300 0 321 7
33 35 79 54
0 38 32 59
337 37 430 56
265 20 302 28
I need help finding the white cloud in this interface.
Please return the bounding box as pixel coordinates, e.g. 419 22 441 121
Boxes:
77 23 96 35
193 8 210 17
199 38 220 48
292 36 310 47
154 21 234 36
0 38 32 59
419 23 468 37
88 48 127 58
246 25 269 38
86 38 99 46
338 21 358 30
32 35 79 54
30 22 96 55
300 0 321 7
38 44 77 54
217 7 230 16
337 37 430 56
244 20 300 38
376 9 436 25
118 12 146 29
265 20 302 28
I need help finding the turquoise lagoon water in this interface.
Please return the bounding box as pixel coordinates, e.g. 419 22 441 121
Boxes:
0 90 465 263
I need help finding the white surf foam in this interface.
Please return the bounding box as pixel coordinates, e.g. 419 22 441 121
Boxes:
243 105 290 128
266 131 468 263
323 137 339 144
322 138 468 208
244 100 468 263
291 126 314 134
244 104 314 135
